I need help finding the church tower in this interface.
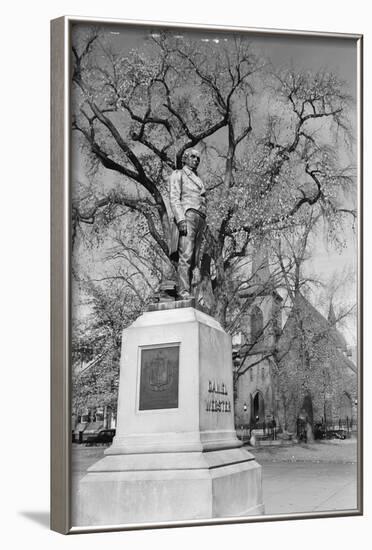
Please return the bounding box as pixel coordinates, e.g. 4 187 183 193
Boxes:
233 240 282 438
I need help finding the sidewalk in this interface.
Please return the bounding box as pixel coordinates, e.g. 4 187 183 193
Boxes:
250 438 357 463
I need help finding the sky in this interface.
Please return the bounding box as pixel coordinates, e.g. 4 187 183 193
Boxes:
72 22 357 98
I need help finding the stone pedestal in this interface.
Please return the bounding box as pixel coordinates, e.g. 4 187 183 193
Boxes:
76 306 263 527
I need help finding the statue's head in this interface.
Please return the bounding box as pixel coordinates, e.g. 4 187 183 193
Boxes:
182 148 201 171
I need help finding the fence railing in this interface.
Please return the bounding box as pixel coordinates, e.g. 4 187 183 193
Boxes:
324 417 357 432
237 416 357 444
237 421 279 442
297 416 357 440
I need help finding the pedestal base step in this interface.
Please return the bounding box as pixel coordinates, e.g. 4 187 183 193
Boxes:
74 448 263 527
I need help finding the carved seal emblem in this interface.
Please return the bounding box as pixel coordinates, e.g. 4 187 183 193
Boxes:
148 351 174 392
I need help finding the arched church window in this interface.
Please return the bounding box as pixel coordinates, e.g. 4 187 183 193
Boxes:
251 306 264 342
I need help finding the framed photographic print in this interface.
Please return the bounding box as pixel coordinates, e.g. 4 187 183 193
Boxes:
51 15 363 534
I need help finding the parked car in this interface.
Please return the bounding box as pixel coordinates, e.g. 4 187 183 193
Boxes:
325 429 347 440
314 423 326 440
314 424 347 440
85 429 116 446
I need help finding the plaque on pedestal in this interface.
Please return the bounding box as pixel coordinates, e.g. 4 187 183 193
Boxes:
138 345 179 410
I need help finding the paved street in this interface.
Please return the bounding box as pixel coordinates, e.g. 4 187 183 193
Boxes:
72 439 358 517
251 439 358 514
261 462 357 514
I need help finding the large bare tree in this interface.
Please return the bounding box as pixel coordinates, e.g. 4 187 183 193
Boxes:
71 27 355 324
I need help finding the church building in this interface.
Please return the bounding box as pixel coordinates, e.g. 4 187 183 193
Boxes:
232 248 357 439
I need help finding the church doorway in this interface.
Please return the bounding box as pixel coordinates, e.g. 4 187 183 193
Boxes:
252 391 265 426
339 392 352 428
297 392 314 441
340 392 352 418
300 392 314 425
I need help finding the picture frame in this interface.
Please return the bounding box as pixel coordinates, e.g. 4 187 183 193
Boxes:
51 15 363 534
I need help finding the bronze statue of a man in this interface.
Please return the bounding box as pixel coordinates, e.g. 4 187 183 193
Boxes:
169 149 206 300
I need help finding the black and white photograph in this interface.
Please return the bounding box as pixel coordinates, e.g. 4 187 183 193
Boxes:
52 16 361 532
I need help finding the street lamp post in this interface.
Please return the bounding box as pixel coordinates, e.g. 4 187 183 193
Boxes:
243 403 248 442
